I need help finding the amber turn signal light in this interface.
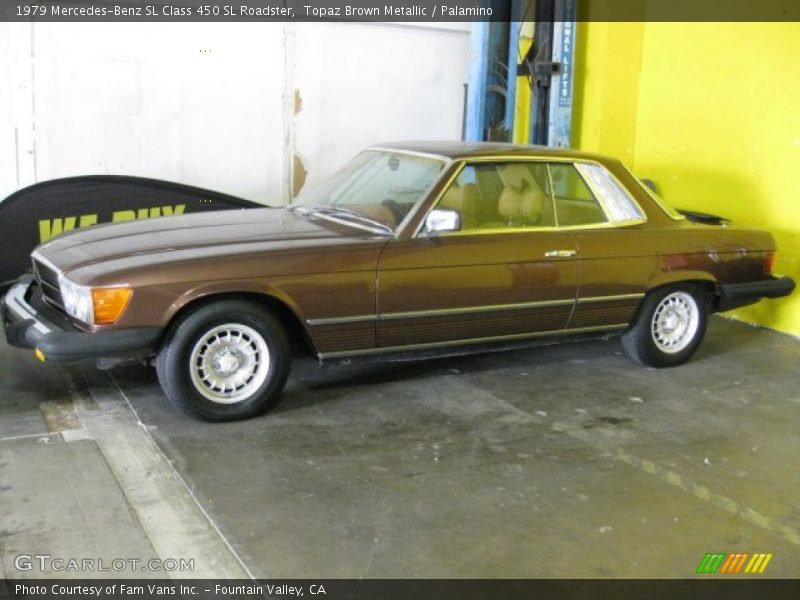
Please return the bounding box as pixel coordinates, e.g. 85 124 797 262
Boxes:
764 251 776 276
92 288 133 325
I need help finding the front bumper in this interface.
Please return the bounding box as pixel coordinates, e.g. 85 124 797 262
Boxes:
1 274 162 362
717 276 796 312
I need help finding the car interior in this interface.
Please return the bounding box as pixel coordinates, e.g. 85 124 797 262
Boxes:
437 162 608 231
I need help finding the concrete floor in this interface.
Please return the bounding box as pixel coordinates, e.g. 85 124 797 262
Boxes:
1 316 798 579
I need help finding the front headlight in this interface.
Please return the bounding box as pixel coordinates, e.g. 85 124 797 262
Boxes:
58 275 132 326
59 274 94 324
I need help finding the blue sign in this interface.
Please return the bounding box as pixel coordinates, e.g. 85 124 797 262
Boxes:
558 0 575 108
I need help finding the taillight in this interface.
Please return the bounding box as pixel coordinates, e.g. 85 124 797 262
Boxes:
764 251 776 276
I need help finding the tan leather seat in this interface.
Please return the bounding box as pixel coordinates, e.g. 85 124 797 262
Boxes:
483 164 548 228
461 183 481 218
438 182 480 229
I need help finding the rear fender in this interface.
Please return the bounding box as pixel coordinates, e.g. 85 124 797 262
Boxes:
646 270 716 291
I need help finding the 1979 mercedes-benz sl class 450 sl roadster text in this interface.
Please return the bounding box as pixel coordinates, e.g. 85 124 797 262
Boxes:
2 142 795 421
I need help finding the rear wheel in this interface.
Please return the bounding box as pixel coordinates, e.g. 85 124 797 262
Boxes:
156 300 291 421
621 285 709 368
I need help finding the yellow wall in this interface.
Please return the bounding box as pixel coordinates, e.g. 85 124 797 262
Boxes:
573 21 800 336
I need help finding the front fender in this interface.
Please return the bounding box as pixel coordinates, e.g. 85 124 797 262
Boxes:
165 281 308 325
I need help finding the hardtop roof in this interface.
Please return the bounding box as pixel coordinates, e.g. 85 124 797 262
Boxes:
372 141 614 163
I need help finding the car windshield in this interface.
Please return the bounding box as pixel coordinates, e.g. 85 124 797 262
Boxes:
291 150 446 233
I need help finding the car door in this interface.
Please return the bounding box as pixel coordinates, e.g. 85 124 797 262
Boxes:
375 160 580 350
550 161 653 329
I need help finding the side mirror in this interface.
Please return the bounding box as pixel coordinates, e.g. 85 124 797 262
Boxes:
423 209 461 235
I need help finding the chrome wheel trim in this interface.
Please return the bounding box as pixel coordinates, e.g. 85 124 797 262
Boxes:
189 324 270 404
651 291 700 354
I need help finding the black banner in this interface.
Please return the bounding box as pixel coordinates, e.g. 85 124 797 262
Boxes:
1 0 799 22
3 579 800 600
0 176 259 288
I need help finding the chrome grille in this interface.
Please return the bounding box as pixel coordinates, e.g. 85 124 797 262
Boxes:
32 258 65 311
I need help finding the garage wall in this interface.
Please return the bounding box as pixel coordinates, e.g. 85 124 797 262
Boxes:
0 22 470 204
292 23 470 194
573 21 800 336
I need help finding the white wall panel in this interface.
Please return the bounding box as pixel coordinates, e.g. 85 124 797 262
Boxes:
292 23 470 193
0 24 36 201
0 22 469 205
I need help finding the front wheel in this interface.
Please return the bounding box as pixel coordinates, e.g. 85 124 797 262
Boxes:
621 285 709 368
156 300 291 421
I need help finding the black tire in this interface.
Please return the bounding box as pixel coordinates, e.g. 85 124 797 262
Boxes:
621 284 709 368
156 300 291 421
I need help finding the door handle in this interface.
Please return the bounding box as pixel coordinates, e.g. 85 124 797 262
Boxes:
545 249 577 258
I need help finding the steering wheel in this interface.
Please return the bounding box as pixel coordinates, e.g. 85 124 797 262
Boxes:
382 199 406 225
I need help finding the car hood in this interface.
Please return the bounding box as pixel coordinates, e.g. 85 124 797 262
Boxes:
35 207 374 279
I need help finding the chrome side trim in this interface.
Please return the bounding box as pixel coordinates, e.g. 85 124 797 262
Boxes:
318 323 629 360
306 293 643 327
307 298 575 326
306 314 377 326
577 293 644 304
379 298 575 321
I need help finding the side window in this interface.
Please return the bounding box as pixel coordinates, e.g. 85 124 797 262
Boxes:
434 165 485 231
549 163 608 226
574 163 646 223
432 160 645 233
434 162 556 232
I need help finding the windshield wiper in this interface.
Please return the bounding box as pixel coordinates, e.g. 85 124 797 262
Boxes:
286 205 312 215
297 206 393 235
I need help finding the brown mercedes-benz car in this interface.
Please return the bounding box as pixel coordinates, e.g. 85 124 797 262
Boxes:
2 142 795 421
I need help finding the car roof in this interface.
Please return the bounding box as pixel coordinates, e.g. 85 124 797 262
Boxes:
371 141 614 163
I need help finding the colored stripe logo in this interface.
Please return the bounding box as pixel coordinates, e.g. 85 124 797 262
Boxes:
696 552 772 574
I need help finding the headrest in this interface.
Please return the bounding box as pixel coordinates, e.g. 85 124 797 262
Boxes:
498 187 523 219
498 164 535 190
519 188 546 221
498 184 546 223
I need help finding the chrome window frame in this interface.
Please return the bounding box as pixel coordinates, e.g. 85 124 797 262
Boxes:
365 147 455 237
573 162 647 225
412 156 648 238
294 147 454 238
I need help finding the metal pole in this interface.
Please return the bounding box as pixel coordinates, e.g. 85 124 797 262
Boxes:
504 0 523 137
529 0 555 145
548 0 578 148
465 21 490 142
